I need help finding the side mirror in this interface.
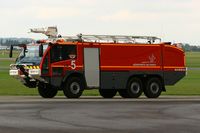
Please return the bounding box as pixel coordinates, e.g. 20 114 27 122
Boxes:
39 44 43 57
9 45 13 58
23 47 27 57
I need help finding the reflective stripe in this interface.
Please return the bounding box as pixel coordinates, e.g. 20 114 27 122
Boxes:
101 66 161 69
24 66 40 69
164 66 186 69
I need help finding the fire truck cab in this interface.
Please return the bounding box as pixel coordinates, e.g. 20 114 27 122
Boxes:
9 43 48 88
9 26 56 89
27 34 186 98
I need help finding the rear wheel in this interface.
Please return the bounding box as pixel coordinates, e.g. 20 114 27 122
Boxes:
99 89 117 98
127 77 143 98
144 77 162 98
38 83 58 98
63 77 84 98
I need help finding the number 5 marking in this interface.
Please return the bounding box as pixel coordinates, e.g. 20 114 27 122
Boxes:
71 60 76 69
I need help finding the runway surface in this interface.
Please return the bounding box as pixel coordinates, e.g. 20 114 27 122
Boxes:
0 96 200 133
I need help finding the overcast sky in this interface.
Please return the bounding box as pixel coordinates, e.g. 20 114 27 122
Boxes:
0 0 199 45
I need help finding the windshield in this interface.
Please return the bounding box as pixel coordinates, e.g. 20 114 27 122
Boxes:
16 44 48 65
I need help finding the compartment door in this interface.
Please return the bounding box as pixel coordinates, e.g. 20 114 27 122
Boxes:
84 48 100 88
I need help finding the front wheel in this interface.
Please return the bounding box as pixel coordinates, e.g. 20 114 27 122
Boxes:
38 83 58 98
63 77 84 98
99 89 117 98
144 78 162 98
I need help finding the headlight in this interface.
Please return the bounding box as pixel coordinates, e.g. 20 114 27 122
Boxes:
29 69 41 75
9 70 19 76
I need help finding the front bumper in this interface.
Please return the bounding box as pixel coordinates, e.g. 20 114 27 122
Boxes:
29 69 47 82
9 64 45 82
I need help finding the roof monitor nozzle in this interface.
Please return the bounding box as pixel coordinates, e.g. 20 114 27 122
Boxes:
30 26 58 38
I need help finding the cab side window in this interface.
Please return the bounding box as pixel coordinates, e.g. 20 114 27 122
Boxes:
41 52 49 74
51 45 76 62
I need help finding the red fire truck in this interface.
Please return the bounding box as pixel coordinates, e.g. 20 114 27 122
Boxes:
9 31 186 98
23 34 185 99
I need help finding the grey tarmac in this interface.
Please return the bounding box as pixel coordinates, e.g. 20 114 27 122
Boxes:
0 96 199 133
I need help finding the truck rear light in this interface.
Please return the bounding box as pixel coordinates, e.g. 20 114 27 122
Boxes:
9 70 19 76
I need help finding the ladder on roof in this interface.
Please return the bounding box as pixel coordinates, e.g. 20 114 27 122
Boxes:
76 34 161 44
58 34 161 44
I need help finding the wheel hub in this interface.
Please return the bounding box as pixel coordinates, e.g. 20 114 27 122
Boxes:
150 82 159 94
130 82 140 94
70 82 80 94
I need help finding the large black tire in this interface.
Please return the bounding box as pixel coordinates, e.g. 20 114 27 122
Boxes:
118 89 131 98
63 77 84 98
38 83 58 98
127 77 143 98
144 77 162 98
99 89 117 98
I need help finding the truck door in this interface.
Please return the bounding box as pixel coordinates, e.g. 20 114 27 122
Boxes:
41 51 50 76
84 48 100 88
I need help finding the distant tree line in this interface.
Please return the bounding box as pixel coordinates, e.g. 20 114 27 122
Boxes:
0 38 34 46
182 44 200 52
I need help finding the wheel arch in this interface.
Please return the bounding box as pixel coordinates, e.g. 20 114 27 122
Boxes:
126 75 143 85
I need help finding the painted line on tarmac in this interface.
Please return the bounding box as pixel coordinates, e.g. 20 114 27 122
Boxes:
0 96 200 103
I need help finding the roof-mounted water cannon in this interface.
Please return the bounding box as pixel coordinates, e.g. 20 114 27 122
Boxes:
30 26 58 38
